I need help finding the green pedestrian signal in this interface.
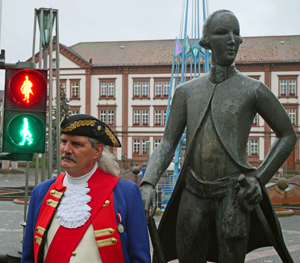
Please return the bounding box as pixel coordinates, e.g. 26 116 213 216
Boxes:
6 114 44 150
19 117 33 146
2 68 47 154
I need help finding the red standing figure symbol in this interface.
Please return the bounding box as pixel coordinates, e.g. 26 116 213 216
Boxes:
20 75 34 103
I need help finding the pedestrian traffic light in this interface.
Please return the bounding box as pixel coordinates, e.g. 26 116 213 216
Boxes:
2 68 47 153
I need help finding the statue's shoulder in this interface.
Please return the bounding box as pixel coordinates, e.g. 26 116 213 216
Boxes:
235 72 266 89
236 72 261 84
176 73 210 91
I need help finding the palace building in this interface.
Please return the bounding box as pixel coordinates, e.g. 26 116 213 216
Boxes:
30 35 300 172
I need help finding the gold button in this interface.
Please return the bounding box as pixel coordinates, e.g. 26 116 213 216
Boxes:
105 200 110 205
50 190 55 194
111 238 117 244
109 228 114 234
72 252 76 256
47 199 52 204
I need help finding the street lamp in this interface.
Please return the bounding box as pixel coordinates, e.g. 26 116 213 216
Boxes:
36 8 56 48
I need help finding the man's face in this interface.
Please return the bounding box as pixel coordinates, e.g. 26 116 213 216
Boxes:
207 12 242 66
60 134 103 177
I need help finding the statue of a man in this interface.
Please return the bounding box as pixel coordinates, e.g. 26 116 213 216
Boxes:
140 10 296 263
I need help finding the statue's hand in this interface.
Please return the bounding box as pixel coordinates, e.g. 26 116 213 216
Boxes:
238 175 263 212
140 183 157 223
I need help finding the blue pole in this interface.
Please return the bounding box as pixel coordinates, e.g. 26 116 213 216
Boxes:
165 42 178 125
173 144 180 176
202 0 210 73
180 0 189 84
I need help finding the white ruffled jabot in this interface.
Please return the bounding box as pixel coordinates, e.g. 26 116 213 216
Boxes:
57 164 98 229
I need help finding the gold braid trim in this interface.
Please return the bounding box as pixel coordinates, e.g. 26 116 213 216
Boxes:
60 119 97 132
105 126 120 147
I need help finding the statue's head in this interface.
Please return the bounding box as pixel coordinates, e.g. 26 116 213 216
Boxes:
199 10 243 66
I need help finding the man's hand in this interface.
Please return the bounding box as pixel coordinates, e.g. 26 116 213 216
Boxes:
140 183 157 223
238 174 263 212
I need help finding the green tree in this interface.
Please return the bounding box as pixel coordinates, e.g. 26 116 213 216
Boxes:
52 84 71 170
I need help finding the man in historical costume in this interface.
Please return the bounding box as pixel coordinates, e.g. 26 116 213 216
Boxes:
140 10 296 263
22 114 151 263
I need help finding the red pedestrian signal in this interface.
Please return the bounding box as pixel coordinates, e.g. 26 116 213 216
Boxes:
2 68 47 153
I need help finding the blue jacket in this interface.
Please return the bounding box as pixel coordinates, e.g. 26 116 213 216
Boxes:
21 176 151 263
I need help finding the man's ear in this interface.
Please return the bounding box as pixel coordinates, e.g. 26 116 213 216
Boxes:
94 144 104 160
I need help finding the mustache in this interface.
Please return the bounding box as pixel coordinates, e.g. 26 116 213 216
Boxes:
61 153 77 163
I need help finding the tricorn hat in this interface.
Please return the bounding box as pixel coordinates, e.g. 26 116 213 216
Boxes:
59 114 121 147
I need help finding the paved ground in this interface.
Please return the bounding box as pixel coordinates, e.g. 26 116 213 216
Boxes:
1 168 300 262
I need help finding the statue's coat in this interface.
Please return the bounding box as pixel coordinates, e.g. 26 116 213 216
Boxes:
157 72 294 262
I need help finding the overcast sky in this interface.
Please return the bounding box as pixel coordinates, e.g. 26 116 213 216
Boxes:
0 0 299 89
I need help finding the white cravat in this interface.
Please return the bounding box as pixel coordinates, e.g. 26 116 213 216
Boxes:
57 163 98 229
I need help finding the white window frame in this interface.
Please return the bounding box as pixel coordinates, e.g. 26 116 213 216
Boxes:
108 82 114 97
251 140 258 155
155 110 162 125
71 82 79 97
134 82 141 97
289 79 296 95
280 79 287 95
163 81 170 96
100 110 106 123
142 110 148 125
134 110 140 125
101 82 107 96
289 109 296 125
133 139 140 154
108 110 114 125
142 139 148 154
142 82 149 97
155 81 162 97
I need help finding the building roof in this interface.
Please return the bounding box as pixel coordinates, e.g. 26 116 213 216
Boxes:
70 35 300 67
237 35 300 63
60 43 90 64
70 40 174 66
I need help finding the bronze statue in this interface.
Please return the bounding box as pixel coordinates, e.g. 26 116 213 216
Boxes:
140 10 296 263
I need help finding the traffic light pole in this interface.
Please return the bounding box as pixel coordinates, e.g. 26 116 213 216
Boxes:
32 8 60 180
48 9 53 179
55 11 61 176
22 162 30 240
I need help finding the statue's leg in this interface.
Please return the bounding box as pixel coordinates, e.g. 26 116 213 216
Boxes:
216 199 250 263
176 188 213 263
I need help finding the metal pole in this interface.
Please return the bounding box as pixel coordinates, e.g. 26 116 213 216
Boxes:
180 0 189 83
34 9 46 181
202 0 209 73
55 10 61 176
41 155 46 181
23 162 30 239
32 9 37 61
39 10 43 69
35 154 39 185
32 9 40 185
48 8 53 179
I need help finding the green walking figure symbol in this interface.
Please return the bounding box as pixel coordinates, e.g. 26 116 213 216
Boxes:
19 118 33 146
